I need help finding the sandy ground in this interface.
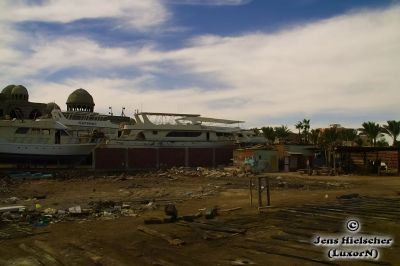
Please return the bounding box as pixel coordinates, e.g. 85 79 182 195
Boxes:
0 171 399 266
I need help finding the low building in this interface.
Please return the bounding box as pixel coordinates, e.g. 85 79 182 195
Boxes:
274 144 318 171
336 146 399 174
233 146 278 172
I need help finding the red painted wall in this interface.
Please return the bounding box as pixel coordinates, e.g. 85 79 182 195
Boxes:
128 148 157 168
95 148 126 170
188 148 214 167
159 148 185 167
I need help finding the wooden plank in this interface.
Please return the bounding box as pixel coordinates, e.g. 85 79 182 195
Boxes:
137 225 185 246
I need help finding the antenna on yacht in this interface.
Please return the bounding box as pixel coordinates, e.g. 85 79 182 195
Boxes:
121 107 125 117
109 106 113 116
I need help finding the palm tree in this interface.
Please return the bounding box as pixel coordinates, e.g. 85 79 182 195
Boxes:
339 129 358 146
320 126 339 167
295 121 303 143
261 126 276 143
310 129 320 145
360 122 382 147
302 119 311 143
382 120 400 147
274 125 291 143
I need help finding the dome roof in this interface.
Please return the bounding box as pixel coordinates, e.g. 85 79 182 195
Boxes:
1 84 16 97
11 85 28 96
66 88 95 106
45 102 61 114
2 84 29 101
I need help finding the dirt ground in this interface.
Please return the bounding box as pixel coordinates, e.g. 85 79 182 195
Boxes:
0 170 399 266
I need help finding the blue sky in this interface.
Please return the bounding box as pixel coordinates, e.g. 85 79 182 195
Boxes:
0 0 399 129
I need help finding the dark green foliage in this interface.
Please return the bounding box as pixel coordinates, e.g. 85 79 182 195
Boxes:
382 120 400 147
360 122 382 147
261 126 275 143
274 125 291 143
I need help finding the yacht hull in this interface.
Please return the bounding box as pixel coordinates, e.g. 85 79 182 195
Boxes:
0 143 97 164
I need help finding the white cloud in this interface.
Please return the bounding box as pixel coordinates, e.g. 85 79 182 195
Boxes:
156 6 400 126
0 0 170 30
1 4 399 128
167 0 251 6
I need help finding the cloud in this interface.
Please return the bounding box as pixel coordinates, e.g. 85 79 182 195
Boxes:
0 0 170 31
167 0 252 6
156 6 400 127
1 4 399 128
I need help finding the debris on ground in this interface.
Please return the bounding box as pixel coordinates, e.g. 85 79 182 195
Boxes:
8 172 53 179
205 206 218 219
337 193 360 199
164 203 178 220
0 199 141 232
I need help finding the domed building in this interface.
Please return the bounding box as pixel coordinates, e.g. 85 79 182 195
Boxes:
0 84 47 119
45 102 61 114
66 88 95 112
0 84 131 124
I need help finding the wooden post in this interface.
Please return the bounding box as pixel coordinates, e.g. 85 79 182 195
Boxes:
249 178 253 206
257 177 262 207
266 177 270 206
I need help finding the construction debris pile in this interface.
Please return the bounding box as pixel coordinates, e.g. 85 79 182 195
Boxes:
0 199 142 233
141 167 252 179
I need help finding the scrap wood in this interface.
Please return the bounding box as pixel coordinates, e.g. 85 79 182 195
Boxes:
185 221 246 234
137 225 185 246
219 207 242 212
234 245 339 266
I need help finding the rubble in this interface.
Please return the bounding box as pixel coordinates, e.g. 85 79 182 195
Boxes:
164 203 178 220
0 199 143 231
0 206 26 213
152 166 250 179
204 207 218 219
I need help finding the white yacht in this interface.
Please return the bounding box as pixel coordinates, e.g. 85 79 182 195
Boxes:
111 112 242 147
0 117 100 163
48 110 266 148
50 109 121 141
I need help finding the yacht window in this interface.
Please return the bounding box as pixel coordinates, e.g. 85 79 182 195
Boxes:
166 131 202 137
152 131 158 135
217 132 233 137
15 127 29 134
60 130 69 136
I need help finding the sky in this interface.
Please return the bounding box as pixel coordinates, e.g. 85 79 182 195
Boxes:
1 0 399 129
